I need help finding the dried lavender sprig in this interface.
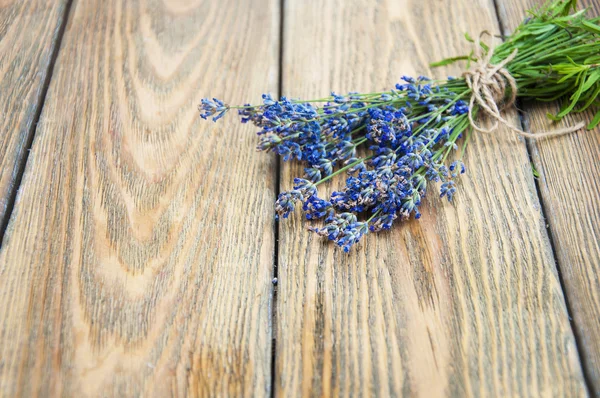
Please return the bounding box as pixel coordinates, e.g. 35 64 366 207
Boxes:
201 77 471 251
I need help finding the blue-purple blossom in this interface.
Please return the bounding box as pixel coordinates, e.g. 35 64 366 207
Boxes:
199 98 229 121
275 190 302 219
200 74 470 251
303 196 334 221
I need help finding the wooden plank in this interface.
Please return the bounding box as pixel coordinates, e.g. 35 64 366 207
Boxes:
276 0 588 396
0 0 279 396
496 0 600 393
0 0 70 233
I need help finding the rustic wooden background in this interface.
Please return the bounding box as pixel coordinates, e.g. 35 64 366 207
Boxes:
0 0 598 396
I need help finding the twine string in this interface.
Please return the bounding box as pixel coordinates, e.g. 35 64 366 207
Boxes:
462 31 585 139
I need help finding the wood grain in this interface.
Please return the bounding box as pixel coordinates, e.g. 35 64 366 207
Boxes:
276 0 588 396
496 0 600 393
0 0 70 233
0 0 279 396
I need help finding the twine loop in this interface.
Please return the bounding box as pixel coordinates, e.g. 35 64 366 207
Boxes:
462 31 585 139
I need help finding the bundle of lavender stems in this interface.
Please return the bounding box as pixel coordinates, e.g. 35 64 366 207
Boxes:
200 0 600 252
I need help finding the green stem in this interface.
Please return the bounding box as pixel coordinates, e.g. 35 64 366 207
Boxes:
315 157 371 186
367 210 381 223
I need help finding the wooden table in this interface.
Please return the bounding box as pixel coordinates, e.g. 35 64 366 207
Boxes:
0 0 598 396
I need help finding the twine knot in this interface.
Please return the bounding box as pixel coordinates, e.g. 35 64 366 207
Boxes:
462 31 585 139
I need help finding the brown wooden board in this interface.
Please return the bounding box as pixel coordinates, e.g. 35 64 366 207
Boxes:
496 0 600 393
0 0 70 235
276 0 588 396
0 0 279 395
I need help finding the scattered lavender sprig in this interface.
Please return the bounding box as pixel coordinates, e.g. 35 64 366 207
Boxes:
200 0 599 252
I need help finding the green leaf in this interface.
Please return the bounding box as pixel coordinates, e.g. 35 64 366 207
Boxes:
566 56 579 67
531 163 540 179
587 109 600 130
584 55 600 64
581 70 600 92
466 50 474 69
582 20 600 35
576 84 600 112
555 0 578 16
558 70 581 84
547 112 562 121
430 56 472 68
528 24 556 35
557 69 589 118
464 32 489 52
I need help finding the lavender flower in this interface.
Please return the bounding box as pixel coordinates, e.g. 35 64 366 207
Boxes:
201 75 470 250
199 98 229 121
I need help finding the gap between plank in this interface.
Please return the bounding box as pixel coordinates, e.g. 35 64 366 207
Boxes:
0 0 75 249
490 0 594 394
525 121 595 396
521 111 595 396
270 0 284 396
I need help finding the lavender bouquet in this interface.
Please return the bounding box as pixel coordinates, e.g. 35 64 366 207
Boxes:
200 0 600 252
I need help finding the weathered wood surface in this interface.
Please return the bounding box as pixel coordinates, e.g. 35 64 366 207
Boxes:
0 0 70 233
276 0 588 396
0 0 279 396
497 0 600 393
1 0 599 396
